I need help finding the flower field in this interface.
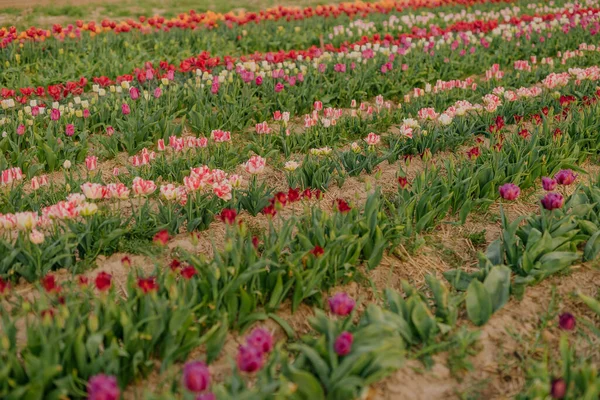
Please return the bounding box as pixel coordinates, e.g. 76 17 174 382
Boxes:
0 0 600 398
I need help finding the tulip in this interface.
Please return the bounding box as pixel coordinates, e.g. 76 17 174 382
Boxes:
236 344 264 373
212 181 232 201
364 132 381 146
334 331 353 356
541 192 564 210
129 87 140 100
246 328 273 354
137 276 158 294
0 277 10 295
65 124 75 136
554 169 577 185
153 230 170 245
95 272 112 291
81 182 105 200
398 176 409 189
41 274 61 293
219 208 237 225
541 177 557 191
499 183 520 201
328 293 355 316
182 361 211 393
558 312 576 331
550 378 567 399
50 108 60 121
85 156 98 171
244 155 266 174
121 256 132 267
335 199 351 213
29 229 45 244
287 187 300 202
87 374 119 400
310 245 324 257
181 266 197 279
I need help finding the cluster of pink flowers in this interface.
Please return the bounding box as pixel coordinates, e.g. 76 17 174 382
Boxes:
236 327 274 373
255 121 272 134
484 63 504 80
542 72 571 89
184 165 243 201
0 167 24 186
30 175 49 190
210 129 231 143
539 169 577 211
301 101 348 128
167 135 208 152
514 60 532 72
131 148 156 167
0 193 103 243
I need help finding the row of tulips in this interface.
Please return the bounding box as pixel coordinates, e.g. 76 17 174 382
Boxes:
1 66 599 281
0 0 572 90
0 0 512 45
0 1 596 96
2 34 599 179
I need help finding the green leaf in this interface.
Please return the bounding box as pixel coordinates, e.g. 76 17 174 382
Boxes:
482 265 511 313
466 280 492 326
584 231 600 261
285 366 325 400
268 313 296 339
410 299 437 342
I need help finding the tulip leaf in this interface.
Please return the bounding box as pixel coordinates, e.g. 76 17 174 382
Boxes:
466 279 492 326
482 265 511 312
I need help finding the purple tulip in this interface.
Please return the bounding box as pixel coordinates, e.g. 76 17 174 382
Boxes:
328 293 355 316
558 312 576 331
87 374 119 400
499 183 520 201
236 344 264 373
541 192 564 210
542 177 557 191
554 169 577 186
246 328 273 354
334 331 353 356
182 361 211 393
550 378 567 399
